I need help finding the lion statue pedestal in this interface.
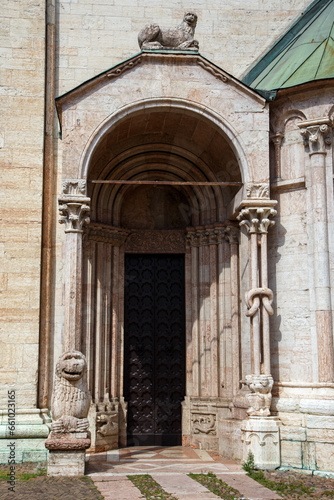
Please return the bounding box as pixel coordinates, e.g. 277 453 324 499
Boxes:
45 351 91 476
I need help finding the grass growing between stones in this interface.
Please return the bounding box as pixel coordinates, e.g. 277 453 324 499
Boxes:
188 471 243 499
128 474 177 500
0 465 47 481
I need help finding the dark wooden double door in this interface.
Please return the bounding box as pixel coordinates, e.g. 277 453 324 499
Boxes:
124 254 185 446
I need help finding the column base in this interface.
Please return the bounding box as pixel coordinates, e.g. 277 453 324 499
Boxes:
241 416 280 470
0 409 50 463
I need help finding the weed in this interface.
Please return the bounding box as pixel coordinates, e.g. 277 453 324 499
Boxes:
128 473 177 500
189 471 243 499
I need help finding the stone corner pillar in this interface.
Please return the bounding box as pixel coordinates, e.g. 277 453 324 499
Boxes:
298 118 334 383
58 179 90 351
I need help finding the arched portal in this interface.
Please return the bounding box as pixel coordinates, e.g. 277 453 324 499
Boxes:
81 105 243 450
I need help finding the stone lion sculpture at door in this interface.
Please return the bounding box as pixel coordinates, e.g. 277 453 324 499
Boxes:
138 12 199 51
51 350 91 433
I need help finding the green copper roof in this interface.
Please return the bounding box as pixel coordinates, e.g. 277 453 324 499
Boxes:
243 0 334 91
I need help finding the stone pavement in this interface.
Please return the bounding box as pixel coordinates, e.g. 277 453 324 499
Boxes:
87 446 281 500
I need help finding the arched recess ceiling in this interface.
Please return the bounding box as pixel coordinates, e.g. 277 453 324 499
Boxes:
87 108 242 227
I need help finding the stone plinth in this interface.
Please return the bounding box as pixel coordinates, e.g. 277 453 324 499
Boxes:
241 417 280 470
47 450 86 477
45 432 90 476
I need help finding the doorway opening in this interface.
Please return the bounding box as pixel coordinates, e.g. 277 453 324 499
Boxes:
124 253 185 446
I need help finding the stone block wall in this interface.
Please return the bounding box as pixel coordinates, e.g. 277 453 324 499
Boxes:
0 1 45 409
56 0 311 96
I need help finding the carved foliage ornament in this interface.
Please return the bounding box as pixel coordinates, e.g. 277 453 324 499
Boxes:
59 180 90 233
138 12 199 51
246 183 270 199
237 207 277 234
125 230 185 253
300 123 332 153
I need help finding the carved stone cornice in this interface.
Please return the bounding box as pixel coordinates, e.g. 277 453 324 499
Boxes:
87 224 129 246
298 118 332 155
237 207 277 234
58 180 90 234
186 226 226 247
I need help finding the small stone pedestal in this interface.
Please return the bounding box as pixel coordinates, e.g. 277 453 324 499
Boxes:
45 432 91 476
241 417 280 470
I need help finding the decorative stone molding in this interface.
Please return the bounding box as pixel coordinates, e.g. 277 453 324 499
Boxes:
298 118 332 154
237 207 277 234
196 59 228 83
125 230 185 253
246 183 270 199
87 223 129 246
107 57 142 79
245 374 274 417
245 287 274 317
191 412 216 435
58 180 90 233
186 226 226 247
61 179 87 196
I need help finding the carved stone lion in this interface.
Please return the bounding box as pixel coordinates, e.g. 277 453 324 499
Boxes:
138 12 199 51
51 351 91 434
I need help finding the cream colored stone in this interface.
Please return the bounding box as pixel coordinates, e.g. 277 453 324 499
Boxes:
281 440 303 468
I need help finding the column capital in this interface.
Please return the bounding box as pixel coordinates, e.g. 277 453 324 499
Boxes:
270 132 284 147
298 118 332 155
186 225 226 247
225 225 239 245
58 179 90 233
237 206 277 234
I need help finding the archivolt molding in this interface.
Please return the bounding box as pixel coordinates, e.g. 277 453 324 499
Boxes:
79 98 250 184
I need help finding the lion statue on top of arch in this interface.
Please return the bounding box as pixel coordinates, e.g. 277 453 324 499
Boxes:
138 12 199 51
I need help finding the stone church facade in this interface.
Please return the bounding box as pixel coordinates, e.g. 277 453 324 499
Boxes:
1 0 334 472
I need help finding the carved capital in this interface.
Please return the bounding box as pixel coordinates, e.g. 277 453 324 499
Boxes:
246 183 270 199
237 207 277 234
225 225 239 245
59 200 90 233
298 119 332 155
270 133 284 147
186 226 226 247
245 374 273 417
59 180 90 233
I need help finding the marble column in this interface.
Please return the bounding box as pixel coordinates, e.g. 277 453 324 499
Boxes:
270 133 284 181
237 204 276 415
58 179 90 351
299 119 334 382
225 226 240 395
238 201 279 470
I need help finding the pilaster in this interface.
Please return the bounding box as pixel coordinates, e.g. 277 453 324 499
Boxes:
298 118 334 383
58 180 90 351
